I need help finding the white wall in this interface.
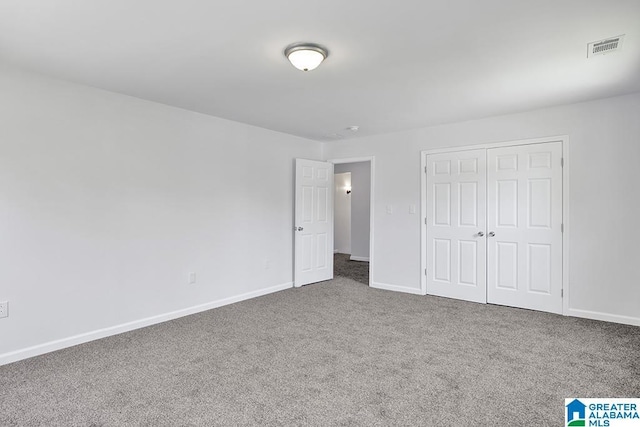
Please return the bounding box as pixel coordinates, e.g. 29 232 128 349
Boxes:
0 66 322 364
334 173 351 254
324 93 640 325
334 162 371 261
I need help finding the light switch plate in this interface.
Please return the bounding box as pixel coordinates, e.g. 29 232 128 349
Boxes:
0 301 8 318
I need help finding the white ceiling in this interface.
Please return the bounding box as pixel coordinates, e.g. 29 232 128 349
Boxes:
1 0 639 141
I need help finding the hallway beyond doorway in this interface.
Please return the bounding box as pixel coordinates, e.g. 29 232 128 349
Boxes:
334 253 369 285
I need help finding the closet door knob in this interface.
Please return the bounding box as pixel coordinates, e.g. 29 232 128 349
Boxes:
488 231 495 237
477 231 484 237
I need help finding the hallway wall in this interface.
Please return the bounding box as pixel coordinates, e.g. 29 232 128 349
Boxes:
334 172 352 254
334 162 371 261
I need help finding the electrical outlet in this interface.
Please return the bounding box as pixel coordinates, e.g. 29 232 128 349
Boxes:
0 301 8 318
188 272 196 285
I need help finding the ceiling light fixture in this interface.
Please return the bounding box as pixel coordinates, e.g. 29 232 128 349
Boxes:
284 43 328 72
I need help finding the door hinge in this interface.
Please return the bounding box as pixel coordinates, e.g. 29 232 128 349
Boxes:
424 166 427 173
424 217 427 225
561 289 564 298
561 158 564 167
561 223 564 233
425 268 427 276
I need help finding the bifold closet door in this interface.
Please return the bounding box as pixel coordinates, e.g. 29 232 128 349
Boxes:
486 142 563 314
426 149 487 303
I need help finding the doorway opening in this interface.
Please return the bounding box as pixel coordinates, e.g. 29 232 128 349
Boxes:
331 158 374 286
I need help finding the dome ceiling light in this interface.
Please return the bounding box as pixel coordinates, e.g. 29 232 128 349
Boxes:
284 43 328 72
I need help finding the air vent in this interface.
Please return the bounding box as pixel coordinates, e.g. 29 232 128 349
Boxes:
587 35 624 58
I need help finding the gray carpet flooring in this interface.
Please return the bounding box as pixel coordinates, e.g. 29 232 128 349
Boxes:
333 253 369 285
1 277 639 426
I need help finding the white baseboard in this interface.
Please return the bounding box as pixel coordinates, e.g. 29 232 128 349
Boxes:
370 281 424 295
6 281 635 366
565 307 640 327
349 255 369 262
0 282 293 366
333 249 339 253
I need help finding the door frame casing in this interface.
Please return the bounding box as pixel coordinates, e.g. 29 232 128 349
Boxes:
328 156 375 287
420 136 570 315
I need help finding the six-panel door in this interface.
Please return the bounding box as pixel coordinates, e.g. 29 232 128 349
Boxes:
486 142 563 314
425 141 563 314
294 159 334 287
426 149 487 303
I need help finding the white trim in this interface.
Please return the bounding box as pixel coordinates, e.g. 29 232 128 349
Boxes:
421 135 569 310
371 282 424 295
333 249 339 254
349 255 369 262
420 153 428 295
561 138 571 318
329 156 375 164
565 308 640 327
0 282 293 366
328 156 375 287
421 135 568 155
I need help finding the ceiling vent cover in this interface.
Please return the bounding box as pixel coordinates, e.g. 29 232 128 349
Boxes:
588 35 624 58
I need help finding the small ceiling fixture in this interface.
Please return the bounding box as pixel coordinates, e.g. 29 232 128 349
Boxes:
284 43 328 71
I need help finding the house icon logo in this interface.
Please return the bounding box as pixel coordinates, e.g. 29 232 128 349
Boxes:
566 399 586 426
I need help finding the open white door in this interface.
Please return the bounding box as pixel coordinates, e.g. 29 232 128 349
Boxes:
294 159 334 287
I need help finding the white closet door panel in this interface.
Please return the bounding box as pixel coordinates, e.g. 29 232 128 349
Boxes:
426 149 486 303
487 142 563 314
